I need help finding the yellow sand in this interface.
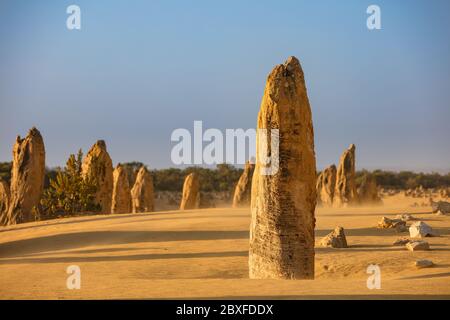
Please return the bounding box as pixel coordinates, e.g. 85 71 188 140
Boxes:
0 194 449 299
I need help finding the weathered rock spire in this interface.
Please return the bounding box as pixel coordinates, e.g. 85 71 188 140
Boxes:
249 56 317 279
180 172 200 210
334 144 358 207
81 140 114 213
3 127 46 225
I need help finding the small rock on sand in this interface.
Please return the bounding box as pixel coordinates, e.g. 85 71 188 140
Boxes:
377 217 406 232
409 221 435 238
406 240 430 251
320 226 348 248
415 260 434 269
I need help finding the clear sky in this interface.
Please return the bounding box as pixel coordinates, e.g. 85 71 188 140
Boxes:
0 0 449 172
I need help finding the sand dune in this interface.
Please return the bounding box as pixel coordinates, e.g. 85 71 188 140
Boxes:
0 195 449 299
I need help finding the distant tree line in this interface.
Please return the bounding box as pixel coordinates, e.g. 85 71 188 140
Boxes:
1 161 449 192
117 163 244 193
360 170 450 190
151 164 243 193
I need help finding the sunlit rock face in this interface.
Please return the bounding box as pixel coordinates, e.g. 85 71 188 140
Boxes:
334 144 358 208
3 127 46 225
250 56 317 280
179 173 200 210
131 167 154 213
82 140 113 214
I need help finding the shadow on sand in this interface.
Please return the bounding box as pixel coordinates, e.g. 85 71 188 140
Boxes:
0 230 249 258
0 250 248 265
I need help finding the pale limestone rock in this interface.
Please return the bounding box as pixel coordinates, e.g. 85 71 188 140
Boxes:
377 216 406 230
111 164 131 214
249 56 316 279
320 226 348 248
232 161 255 208
3 128 45 225
82 140 113 214
334 144 358 207
316 165 336 207
130 167 154 213
409 221 434 238
406 240 430 251
179 173 200 210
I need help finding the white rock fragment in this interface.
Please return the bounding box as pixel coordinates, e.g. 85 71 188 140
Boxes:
409 221 435 238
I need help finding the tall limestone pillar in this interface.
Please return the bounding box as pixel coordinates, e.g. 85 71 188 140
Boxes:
316 164 337 207
179 173 200 210
249 57 317 279
232 161 255 208
130 166 154 213
82 140 113 214
112 164 132 214
4 127 46 225
334 144 358 207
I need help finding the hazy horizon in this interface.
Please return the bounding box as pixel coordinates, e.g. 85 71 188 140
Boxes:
1 0 449 172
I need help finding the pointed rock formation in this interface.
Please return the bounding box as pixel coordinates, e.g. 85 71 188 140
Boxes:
357 173 382 205
3 128 45 225
320 226 348 248
81 140 113 214
333 144 358 207
130 166 154 213
249 56 316 279
111 164 132 214
232 161 255 208
0 179 10 224
179 172 200 210
316 165 336 207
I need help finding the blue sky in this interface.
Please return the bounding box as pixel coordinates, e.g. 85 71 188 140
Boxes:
0 0 449 171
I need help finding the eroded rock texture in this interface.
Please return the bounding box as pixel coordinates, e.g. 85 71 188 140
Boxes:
316 165 336 207
232 161 255 208
82 140 113 213
249 56 317 279
320 226 348 248
179 173 200 210
334 144 358 207
112 164 132 214
130 167 154 213
3 128 45 225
